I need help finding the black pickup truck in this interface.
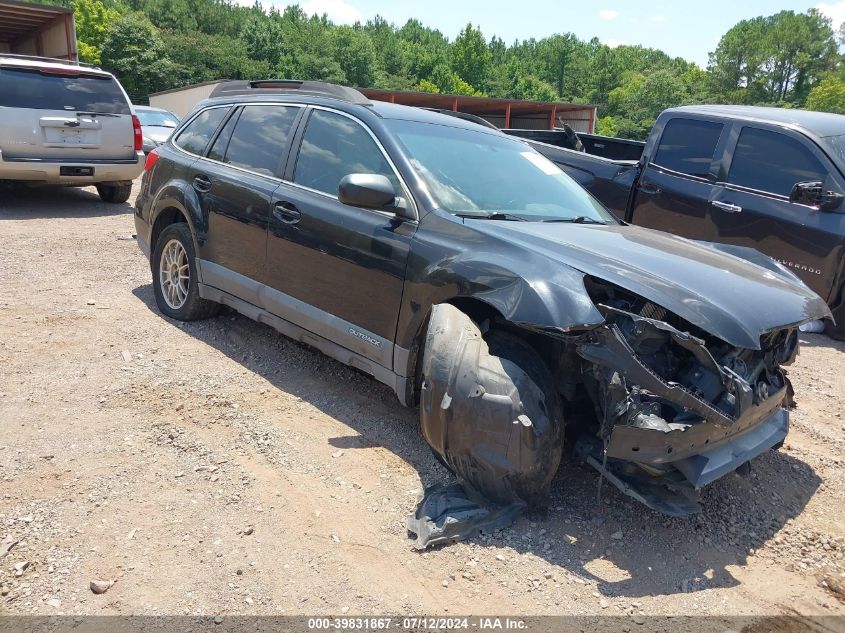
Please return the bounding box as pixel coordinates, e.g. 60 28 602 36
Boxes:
506 106 845 338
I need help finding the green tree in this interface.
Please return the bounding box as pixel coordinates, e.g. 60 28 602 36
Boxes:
807 76 845 113
70 0 120 64
99 12 176 100
451 23 489 91
332 25 378 86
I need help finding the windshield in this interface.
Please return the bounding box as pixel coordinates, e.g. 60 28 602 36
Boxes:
0 68 130 114
137 109 179 128
823 134 845 167
385 119 616 223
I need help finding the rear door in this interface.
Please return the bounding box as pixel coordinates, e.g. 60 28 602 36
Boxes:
0 64 134 161
190 103 303 300
710 125 845 300
630 117 726 240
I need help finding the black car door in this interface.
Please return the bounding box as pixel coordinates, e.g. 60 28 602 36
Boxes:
630 117 726 240
709 124 845 301
264 107 416 368
192 104 304 305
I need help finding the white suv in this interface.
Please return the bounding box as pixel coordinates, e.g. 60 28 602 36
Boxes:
0 54 144 203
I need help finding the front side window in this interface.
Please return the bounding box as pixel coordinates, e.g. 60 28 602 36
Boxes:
653 118 724 179
728 127 828 196
293 110 398 196
174 107 229 156
221 105 299 177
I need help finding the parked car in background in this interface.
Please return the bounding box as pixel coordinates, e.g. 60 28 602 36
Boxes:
134 80 830 517
135 105 180 154
505 106 845 339
0 54 144 203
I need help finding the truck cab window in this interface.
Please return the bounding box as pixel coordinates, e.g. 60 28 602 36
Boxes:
728 127 827 197
653 118 723 179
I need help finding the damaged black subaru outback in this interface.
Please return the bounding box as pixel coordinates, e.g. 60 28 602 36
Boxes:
134 81 831 527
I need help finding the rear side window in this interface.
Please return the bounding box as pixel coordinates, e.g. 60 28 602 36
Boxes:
653 118 723 178
0 68 130 114
221 105 299 177
293 109 397 196
174 107 229 156
728 127 828 196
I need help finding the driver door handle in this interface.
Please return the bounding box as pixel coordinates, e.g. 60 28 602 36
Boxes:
273 201 301 224
711 200 742 213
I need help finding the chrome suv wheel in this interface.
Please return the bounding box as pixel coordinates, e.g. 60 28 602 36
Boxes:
159 238 189 310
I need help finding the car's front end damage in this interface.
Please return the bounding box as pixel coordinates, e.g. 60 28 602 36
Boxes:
408 222 833 548
571 278 800 515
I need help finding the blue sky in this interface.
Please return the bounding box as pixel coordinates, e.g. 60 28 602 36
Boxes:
274 0 845 67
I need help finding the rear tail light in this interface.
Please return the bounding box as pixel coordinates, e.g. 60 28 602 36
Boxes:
132 114 143 152
144 148 160 171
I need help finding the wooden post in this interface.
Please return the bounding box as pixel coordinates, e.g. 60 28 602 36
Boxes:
64 14 77 61
549 105 557 130
504 102 511 129
452 97 458 112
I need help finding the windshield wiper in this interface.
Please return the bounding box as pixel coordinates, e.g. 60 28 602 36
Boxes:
541 215 606 224
455 212 529 221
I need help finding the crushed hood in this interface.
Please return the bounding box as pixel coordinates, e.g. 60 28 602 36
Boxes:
470 221 831 349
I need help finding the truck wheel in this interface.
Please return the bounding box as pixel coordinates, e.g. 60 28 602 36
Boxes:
825 293 845 341
151 223 219 321
96 181 132 203
419 304 564 505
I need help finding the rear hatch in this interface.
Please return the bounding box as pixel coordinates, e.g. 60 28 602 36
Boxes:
0 62 135 161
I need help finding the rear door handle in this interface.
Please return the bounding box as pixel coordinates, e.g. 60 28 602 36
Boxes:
639 183 662 195
273 201 301 224
192 175 212 193
711 200 742 213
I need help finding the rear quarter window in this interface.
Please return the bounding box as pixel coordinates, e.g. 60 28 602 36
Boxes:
653 118 724 179
174 107 230 156
0 67 130 114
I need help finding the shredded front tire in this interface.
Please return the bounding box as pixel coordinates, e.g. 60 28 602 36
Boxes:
419 304 564 505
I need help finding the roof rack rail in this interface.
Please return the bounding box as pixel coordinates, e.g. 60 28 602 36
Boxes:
0 53 100 70
208 79 371 105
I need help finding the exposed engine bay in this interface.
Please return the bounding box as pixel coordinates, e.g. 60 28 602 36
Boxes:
571 279 799 514
409 281 804 547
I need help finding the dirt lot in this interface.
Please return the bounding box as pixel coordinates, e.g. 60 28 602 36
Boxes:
2 180 845 621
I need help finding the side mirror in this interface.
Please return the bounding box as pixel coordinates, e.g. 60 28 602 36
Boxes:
338 173 397 210
789 181 844 212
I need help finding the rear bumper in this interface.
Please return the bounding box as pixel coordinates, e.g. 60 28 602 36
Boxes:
0 150 144 184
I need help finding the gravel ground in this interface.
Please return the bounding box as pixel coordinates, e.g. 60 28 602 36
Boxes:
2 181 845 622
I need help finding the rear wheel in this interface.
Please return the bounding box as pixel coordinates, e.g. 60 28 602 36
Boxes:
96 181 132 203
151 223 219 321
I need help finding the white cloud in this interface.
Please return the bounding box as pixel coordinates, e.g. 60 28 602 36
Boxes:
301 0 362 23
818 1 845 28
598 9 619 20
603 38 625 48
649 14 667 23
